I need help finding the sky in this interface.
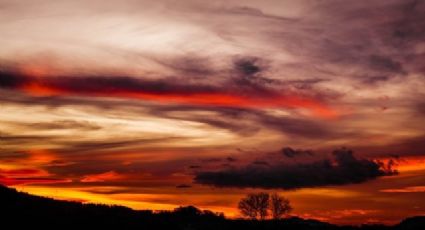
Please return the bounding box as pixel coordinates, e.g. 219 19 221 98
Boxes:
1 0 425 225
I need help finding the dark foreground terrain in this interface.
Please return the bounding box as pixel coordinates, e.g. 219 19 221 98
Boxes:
0 185 423 230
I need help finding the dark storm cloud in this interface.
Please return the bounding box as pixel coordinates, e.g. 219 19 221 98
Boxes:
189 165 201 169
281 147 314 158
229 57 280 95
234 57 262 76
176 184 192 189
226 157 237 162
0 69 29 88
194 148 397 189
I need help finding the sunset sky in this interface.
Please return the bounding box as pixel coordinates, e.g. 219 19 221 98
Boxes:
1 0 425 225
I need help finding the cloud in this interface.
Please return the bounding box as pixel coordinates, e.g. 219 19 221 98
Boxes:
0 132 52 143
1 128 184 155
281 147 314 158
194 148 397 189
355 135 425 157
0 67 338 118
0 168 47 177
252 160 269 166
201 0 425 86
233 57 263 76
0 167 70 186
53 137 185 154
0 176 70 186
0 151 27 161
80 171 122 183
226 157 237 162
148 105 338 138
176 184 192 189
381 186 425 193
25 120 101 131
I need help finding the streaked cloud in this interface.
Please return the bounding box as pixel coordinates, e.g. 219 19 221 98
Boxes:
381 186 425 193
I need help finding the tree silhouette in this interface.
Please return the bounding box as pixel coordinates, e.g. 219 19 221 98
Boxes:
238 195 257 219
270 193 292 220
1 184 422 229
238 192 269 220
238 192 292 220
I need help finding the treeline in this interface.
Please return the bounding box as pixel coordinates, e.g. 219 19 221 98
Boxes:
0 185 224 229
0 185 424 230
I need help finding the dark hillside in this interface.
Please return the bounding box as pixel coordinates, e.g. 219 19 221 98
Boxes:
0 185 423 230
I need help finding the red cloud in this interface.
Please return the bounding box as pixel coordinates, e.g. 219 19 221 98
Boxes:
0 168 45 176
1 69 339 118
0 176 71 186
0 167 70 186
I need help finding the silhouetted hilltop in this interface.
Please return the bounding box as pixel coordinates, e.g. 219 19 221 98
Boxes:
396 216 425 230
0 185 423 230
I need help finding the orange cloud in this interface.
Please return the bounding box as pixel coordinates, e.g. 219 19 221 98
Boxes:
375 156 425 172
380 186 425 193
81 171 123 183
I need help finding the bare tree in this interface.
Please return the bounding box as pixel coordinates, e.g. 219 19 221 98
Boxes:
256 193 269 220
238 192 270 220
238 195 257 219
270 193 292 220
